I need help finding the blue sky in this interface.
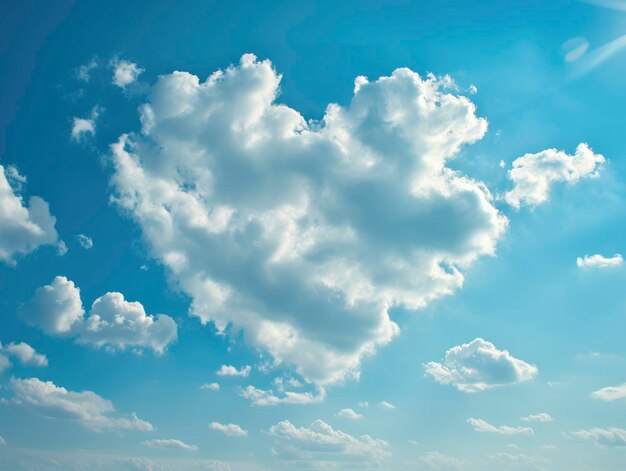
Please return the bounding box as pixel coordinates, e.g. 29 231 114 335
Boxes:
2 0 626 469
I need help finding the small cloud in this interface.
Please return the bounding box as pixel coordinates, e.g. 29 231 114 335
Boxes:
467 418 534 435
468 84 478 95
0 436 5 445
378 401 396 410
3 342 48 367
562 37 590 62
591 383 626 401
201 382 220 391
216 365 251 377
521 413 553 423
111 58 144 88
577 254 623 269
336 408 362 420
238 385 325 406
71 107 100 142
505 143 604 209
358 401 369 408
56 240 68 256
499 160 506 169
570 427 626 447
77 58 98 82
208 422 248 437
424 338 537 393
76 234 94 250
142 438 198 451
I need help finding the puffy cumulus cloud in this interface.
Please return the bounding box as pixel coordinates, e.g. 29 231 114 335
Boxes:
577 253 623 269
109 54 508 386
143 439 198 451
20 276 85 335
570 427 626 447
591 383 626 401
408 451 468 469
216 365 251 377
0 165 58 264
269 419 389 468
336 408 362 419
424 338 538 393
77 233 94 249
467 418 534 435
111 58 143 88
3 342 48 367
505 143 604 209
71 108 100 141
208 422 248 437
21 276 177 354
238 385 325 406
521 413 553 423
8 377 153 432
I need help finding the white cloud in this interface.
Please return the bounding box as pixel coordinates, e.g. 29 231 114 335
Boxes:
591 383 626 401
208 422 248 437
378 400 396 410
111 59 144 88
20 276 85 335
570 427 626 447
3 342 48 367
109 54 508 386
238 385 325 406
521 413 553 423
358 401 369 408
424 338 538 393
0 165 58 264
21 276 177 354
336 408 362 419
71 107 100 141
8 377 153 432
577 253 623 269
77 233 94 249
0 436 5 445
77 58 98 82
269 419 389 467
143 439 198 451
216 365 251 377
505 143 604 208
409 451 468 469
467 418 534 435
200 382 220 391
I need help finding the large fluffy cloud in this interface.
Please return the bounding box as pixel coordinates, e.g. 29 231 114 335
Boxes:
269 419 389 468
424 338 538 392
8 377 153 432
0 165 58 264
109 54 509 385
505 143 604 208
21 276 177 354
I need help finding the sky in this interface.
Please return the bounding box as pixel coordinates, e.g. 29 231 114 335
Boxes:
1 0 626 469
